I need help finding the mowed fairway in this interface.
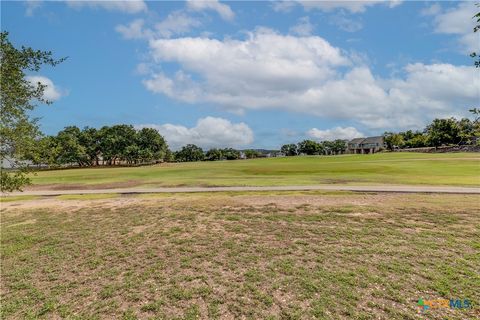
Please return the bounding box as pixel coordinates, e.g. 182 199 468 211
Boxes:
1 192 479 319
29 153 480 189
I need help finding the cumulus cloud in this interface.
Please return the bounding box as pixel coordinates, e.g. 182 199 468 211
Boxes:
116 11 202 40
187 0 234 21
26 76 64 101
273 1 402 14
115 19 151 39
147 29 349 95
66 0 147 14
289 16 314 36
155 11 202 38
271 1 296 13
136 117 253 150
427 2 479 53
141 28 479 130
307 126 364 141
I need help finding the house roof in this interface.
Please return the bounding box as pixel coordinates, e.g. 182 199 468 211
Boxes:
349 138 365 144
362 136 384 144
348 136 384 146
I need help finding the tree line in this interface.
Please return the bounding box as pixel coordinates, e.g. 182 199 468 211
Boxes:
281 139 347 156
24 125 170 167
175 146 261 162
384 116 479 150
23 126 271 167
26 113 479 168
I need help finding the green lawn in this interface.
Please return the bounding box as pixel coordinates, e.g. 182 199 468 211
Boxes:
1 193 479 319
29 152 480 189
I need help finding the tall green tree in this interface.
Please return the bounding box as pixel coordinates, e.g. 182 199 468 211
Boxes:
221 148 240 160
330 139 347 154
136 127 168 163
99 125 136 165
79 127 101 166
174 144 204 162
0 31 65 191
26 135 60 167
56 126 87 166
280 144 298 156
426 118 461 147
297 140 323 155
384 132 405 151
205 148 223 161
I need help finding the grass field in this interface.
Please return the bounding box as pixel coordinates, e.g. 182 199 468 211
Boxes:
28 152 480 189
1 192 479 319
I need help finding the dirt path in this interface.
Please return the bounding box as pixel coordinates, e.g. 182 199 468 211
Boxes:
2 185 480 196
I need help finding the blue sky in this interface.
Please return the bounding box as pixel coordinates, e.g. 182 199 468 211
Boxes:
2 0 479 149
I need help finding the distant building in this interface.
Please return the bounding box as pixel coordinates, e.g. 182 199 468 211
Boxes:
347 136 385 154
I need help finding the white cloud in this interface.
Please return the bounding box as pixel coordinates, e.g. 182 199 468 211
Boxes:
116 12 201 40
155 11 202 38
289 16 314 36
429 2 479 53
271 1 297 13
273 1 402 14
26 76 64 101
115 19 151 39
307 126 364 141
433 2 475 34
136 117 253 150
187 0 234 21
421 3 441 17
141 28 479 130
66 0 147 14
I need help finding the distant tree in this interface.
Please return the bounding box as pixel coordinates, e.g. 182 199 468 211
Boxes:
384 132 404 151
321 141 334 155
205 148 223 161
297 140 323 155
124 144 140 165
174 144 204 162
406 134 429 148
136 127 168 163
331 139 347 154
1 31 65 191
321 140 346 155
56 126 87 166
457 118 479 145
221 148 240 160
79 127 100 166
99 125 136 165
164 149 174 162
25 136 60 167
281 144 298 156
244 149 261 159
24 125 170 167
426 118 461 147
394 130 426 148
